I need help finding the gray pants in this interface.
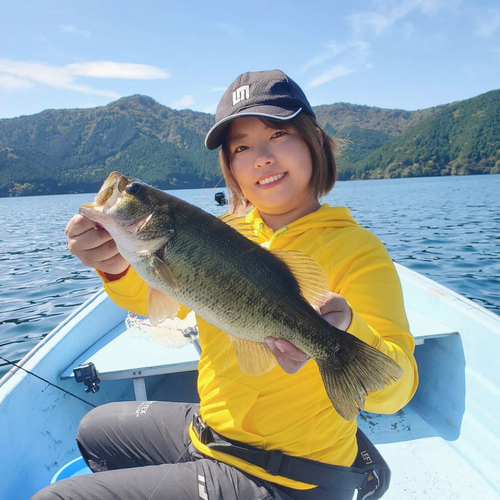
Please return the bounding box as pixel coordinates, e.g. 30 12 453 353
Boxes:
30 401 354 500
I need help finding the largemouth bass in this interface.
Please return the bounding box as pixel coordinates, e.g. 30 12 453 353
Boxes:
80 172 402 420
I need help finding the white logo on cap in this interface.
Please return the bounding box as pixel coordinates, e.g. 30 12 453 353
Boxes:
232 85 250 106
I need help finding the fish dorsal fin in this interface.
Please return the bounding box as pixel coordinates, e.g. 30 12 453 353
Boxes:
150 253 180 291
219 213 258 242
147 287 180 326
219 212 239 224
270 249 329 308
228 336 277 375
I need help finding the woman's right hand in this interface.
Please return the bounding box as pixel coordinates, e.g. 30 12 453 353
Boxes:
65 214 129 278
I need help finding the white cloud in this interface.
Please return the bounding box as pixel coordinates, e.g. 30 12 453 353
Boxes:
0 59 170 97
348 0 459 38
349 11 392 37
0 60 75 88
348 0 422 37
308 66 356 88
303 41 370 88
0 73 34 89
475 8 500 37
76 101 103 109
67 61 170 79
60 25 91 38
301 0 460 89
172 95 195 109
301 40 369 74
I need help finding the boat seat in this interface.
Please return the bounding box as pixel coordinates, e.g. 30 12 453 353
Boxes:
405 306 458 345
60 313 200 400
59 302 457 400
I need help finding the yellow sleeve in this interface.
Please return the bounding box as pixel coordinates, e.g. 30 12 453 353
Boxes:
335 231 419 414
96 267 191 320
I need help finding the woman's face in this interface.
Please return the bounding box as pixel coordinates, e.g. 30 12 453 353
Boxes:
227 117 318 219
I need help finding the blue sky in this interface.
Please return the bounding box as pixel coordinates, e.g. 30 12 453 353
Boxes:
1 0 499 119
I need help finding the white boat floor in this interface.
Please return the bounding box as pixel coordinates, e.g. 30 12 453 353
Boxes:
358 404 498 499
60 313 199 382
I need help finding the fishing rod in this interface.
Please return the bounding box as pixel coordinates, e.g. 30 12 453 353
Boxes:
0 355 96 408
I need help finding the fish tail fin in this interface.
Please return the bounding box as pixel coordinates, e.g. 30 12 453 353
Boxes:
317 333 403 421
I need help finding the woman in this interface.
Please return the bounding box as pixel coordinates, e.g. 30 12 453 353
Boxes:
33 69 418 500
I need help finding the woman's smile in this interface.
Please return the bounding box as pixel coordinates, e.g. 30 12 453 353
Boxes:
257 172 287 187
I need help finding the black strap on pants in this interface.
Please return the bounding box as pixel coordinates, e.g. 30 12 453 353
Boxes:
193 412 391 498
353 428 391 500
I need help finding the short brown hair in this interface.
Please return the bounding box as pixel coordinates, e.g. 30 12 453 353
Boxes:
219 112 339 214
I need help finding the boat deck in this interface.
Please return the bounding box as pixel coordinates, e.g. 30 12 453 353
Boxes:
358 404 499 499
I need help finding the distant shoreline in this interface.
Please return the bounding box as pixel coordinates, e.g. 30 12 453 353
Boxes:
2 172 498 199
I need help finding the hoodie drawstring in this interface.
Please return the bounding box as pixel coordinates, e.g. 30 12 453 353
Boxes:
268 226 288 247
254 222 288 248
255 222 265 237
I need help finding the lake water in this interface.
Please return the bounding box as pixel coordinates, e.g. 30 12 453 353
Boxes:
1 175 499 378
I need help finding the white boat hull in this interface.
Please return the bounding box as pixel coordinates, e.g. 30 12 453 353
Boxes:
1 264 499 499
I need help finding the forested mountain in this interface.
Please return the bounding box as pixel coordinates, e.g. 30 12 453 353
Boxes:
355 89 500 179
0 90 498 197
0 95 218 197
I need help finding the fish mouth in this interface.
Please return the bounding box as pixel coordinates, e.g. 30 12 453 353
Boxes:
79 172 153 233
80 172 126 214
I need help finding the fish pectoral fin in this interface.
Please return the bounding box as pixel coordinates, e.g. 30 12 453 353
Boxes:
150 253 180 291
269 249 329 308
229 336 277 375
147 287 180 326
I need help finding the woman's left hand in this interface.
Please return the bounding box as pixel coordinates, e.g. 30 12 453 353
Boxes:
266 293 352 374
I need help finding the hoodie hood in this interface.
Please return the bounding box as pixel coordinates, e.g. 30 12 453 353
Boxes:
245 204 359 246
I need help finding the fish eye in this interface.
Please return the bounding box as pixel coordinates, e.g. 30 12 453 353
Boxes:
126 182 142 195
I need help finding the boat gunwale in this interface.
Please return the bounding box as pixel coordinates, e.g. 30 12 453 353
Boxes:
395 262 500 326
0 289 107 388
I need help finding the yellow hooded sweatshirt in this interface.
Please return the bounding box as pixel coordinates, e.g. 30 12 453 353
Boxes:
98 204 418 490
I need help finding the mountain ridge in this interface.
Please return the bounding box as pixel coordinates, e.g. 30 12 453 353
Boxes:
1 89 498 197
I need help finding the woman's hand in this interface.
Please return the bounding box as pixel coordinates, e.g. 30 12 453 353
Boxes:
266 293 352 374
265 338 310 374
65 214 129 278
313 292 353 332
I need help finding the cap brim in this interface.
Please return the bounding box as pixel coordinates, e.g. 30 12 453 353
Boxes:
205 106 302 150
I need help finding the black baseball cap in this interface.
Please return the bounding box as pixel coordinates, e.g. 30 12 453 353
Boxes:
205 69 316 150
